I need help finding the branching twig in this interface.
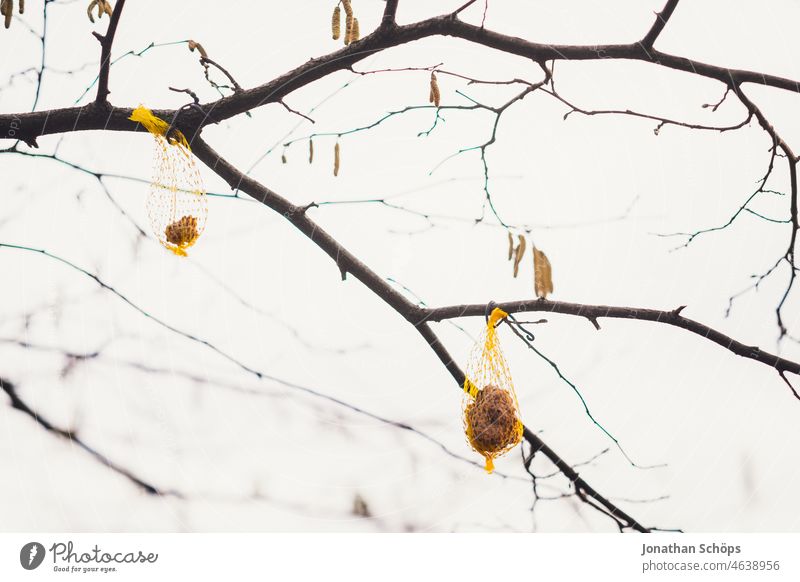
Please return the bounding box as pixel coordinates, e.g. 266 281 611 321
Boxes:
6 10 800 143
423 300 800 391
4 0 800 532
94 0 126 104
190 136 657 532
640 0 681 51
0 375 174 496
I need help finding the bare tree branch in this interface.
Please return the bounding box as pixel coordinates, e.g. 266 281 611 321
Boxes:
382 0 399 26
190 136 663 532
424 300 800 388
4 9 800 145
4 0 798 532
94 0 126 104
0 375 174 496
640 0 681 50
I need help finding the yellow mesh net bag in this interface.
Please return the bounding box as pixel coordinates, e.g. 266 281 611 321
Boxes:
129 105 208 257
463 307 524 473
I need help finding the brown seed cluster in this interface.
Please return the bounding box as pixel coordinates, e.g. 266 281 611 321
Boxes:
165 215 199 248
466 385 518 454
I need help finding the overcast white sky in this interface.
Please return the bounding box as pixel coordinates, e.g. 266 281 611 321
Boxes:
1 0 800 532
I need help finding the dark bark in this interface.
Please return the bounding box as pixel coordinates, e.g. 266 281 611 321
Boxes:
423 301 800 377
191 137 653 532
3 8 800 146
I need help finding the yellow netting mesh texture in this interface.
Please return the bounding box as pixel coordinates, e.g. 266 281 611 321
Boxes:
463 307 524 473
129 106 208 257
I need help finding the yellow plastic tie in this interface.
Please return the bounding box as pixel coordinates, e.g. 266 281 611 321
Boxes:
129 105 190 150
463 378 479 399
487 306 508 328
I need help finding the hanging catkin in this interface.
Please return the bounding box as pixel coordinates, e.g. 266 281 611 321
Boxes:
331 5 341 40
533 248 554 298
429 72 441 108
309 138 314 164
351 18 360 42
333 142 341 176
343 0 354 45
463 308 524 473
128 106 208 257
513 235 526 278
1 0 13 28
344 15 353 44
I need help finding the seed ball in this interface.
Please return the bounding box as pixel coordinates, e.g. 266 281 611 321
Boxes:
466 384 518 454
165 215 199 248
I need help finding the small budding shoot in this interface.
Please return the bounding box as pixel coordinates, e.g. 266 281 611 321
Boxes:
187 39 209 59
128 105 208 257
333 141 341 176
429 72 441 108
331 5 341 40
